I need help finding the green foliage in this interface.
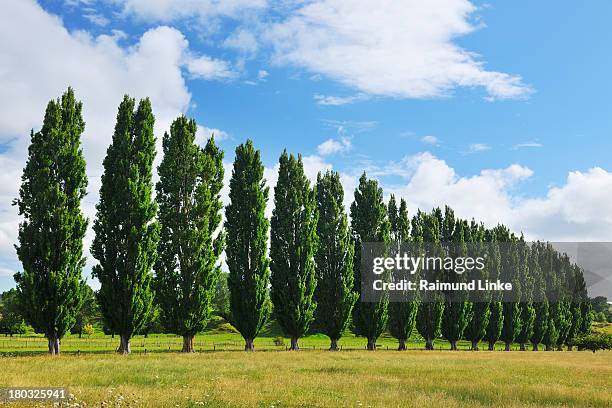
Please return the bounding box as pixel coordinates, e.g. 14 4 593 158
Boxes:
13 88 88 353
0 289 28 336
574 332 612 353
314 171 357 350
154 116 224 349
91 95 159 353
516 242 535 348
464 222 490 349
225 140 272 350
415 210 445 350
441 217 472 350
350 173 390 350
71 284 100 337
214 272 231 319
387 196 418 350
270 151 318 349
83 324 95 337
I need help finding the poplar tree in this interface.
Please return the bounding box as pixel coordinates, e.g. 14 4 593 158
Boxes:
565 264 585 350
498 227 522 351
14 88 88 355
225 140 271 351
270 151 318 350
351 173 390 350
92 96 159 354
484 229 503 350
415 210 445 350
516 240 535 351
154 116 224 352
314 171 357 351
464 221 491 350
441 219 472 350
530 243 548 351
541 244 559 351
387 196 418 350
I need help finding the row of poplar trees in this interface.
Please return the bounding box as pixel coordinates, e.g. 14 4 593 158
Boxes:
14 89 591 354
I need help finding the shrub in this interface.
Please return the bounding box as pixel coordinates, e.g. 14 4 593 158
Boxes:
273 336 285 347
83 324 95 337
575 333 612 353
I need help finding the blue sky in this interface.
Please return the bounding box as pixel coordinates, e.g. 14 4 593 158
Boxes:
1 0 612 291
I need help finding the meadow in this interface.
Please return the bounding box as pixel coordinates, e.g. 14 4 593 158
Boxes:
1 322 611 407
1 349 611 407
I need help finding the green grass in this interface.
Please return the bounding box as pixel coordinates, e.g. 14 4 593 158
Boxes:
1 350 610 407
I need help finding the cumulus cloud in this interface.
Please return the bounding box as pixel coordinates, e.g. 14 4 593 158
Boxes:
186 54 236 80
317 137 351 156
366 152 612 241
267 0 531 100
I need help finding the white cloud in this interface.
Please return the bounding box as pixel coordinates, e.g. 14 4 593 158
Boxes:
469 143 490 152
366 152 612 241
197 125 229 144
186 54 236 80
314 93 369 106
115 0 268 23
267 0 531 100
513 141 543 149
224 28 259 55
83 12 110 26
421 135 440 145
257 69 269 80
317 137 351 156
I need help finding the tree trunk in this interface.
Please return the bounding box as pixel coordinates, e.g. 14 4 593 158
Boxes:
425 338 434 350
290 337 299 351
519 343 526 351
397 339 406 351
367 338 376 350
47 336 60 355
504 342 511 351
532 343 539 351
471 340 479 351
567 345 573 351
329 338 339 351
182 335 195 353
118 335 131 354
450 340 457 351
244 338 255 351
488 341 495 351
557 345 563 351
545 344 553 351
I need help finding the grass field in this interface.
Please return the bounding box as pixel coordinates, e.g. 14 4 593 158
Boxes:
1 322 611 407
1 350 611 407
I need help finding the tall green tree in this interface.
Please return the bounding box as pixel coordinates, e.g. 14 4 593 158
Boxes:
464 221 491 350
498 227 522 351
540 244 559 351
351 173 390 350
14 88 88 354
314 171 357 350
441 219 472 350
387 196 418 350
516 240 535 351
270 151 318 350
92 95 159 354
226 140 272 351
484 229 503 350
154 116 224 352
415 209 445 350
529 243 548 351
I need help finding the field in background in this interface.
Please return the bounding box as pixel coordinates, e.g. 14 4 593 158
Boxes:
3 319 611 355
1 351 611 407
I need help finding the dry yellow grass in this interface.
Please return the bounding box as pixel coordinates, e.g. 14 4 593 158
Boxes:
1 350 611 407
